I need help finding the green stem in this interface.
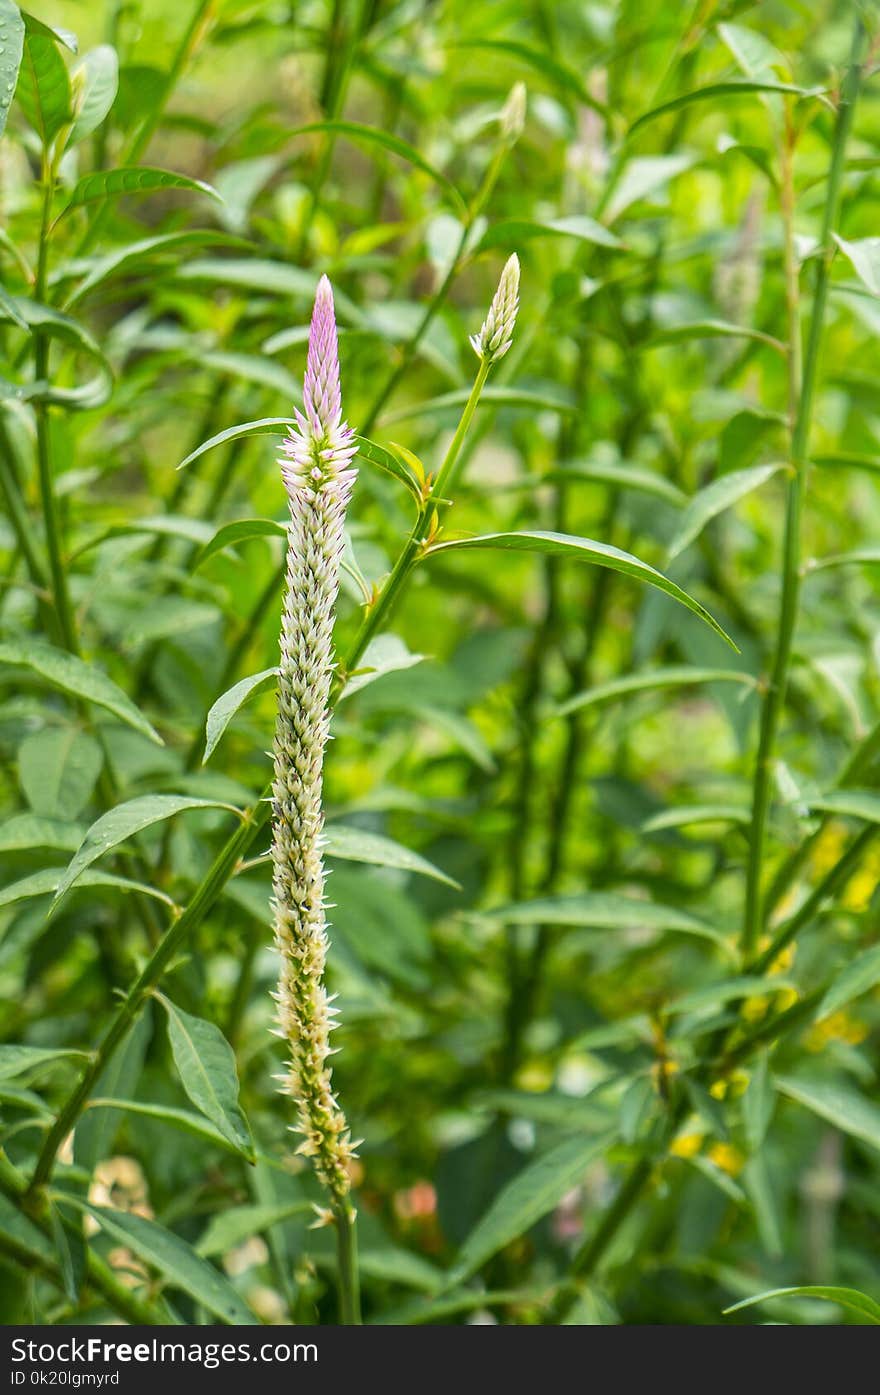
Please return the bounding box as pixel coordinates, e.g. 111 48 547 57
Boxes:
333 1203 362 1324
741 22 866 959
33 156 77 655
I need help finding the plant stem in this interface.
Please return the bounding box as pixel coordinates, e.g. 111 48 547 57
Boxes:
33 156 77 655
333 1202 362 1324
741 23 866 958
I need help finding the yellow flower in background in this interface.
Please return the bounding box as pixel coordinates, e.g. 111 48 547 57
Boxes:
707 1142 744 1176
811 822 847 877
805 1010 869 1051
670 1131 704 1159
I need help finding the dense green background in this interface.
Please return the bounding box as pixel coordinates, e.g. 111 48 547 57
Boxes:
1 0 880 1325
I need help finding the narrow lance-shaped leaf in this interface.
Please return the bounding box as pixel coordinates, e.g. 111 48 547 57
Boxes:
0 0 25 138
426 531 737 650
56 167 219 219
666 463 787 563
555 666 754 719
82 1205 258 1325
629 79 821 135
194 518 287 570
0 641 161 744
52 795 240 907
448 1131 615 1283
67 43 118 145
324 824 460 887
175 417 294 473
157 995 254 1162
203 669 278 763
288 120 465 211
16 13 72 145
725 1286 880 1324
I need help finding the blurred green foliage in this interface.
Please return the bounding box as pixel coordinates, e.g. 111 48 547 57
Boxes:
1 0 880 1327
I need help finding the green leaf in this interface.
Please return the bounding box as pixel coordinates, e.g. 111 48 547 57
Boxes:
18 727 102 819
203 668 278 763
555 666 754 718
605 154 695 223
289 120 464 210
74 1013 151 1173
478 893 731 951
809 790 880 823
0 814 83 853
83 1205 257 1324
70 514 216 563
718 21 788 78
384 385 576 425
0 0 25 138
17 13 72 145
57 166 218 217
448 38 607 115
325 824 460 888
175 417 293 473
340 635 425 700
0 300 112 408
355 435 424 502
646 321 784 355
775 1075 880 1154
807 547 880 575
85 1097 251 1157
0 1192 55 1268
0 866 175 913
666 463 786 563
427 531 737 650
546 460 686 507
194 518 287 570
449 1131 615 1283
67 43 117 145
62 230 246 308
743 1055 776 1152
196 1201 312 1257
725 1286 880 1324
0 640 161 744
157 995 254 1162
629 80 817 136
479 215 621 252
0 1044 87 1082
0 283 28 329
819 943 880 1019
48 1203 83 1305
643 804 751 833
834 234 880 297
53 795 239 906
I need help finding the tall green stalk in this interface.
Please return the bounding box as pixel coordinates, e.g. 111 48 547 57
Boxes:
741 23 866 958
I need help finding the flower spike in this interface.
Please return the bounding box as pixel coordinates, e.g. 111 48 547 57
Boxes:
470 253 520 364
271 275 357 1209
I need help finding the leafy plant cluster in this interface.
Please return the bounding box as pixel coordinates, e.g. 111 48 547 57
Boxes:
1 0 880 1326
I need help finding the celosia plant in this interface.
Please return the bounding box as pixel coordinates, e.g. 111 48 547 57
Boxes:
271 276 360 1315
